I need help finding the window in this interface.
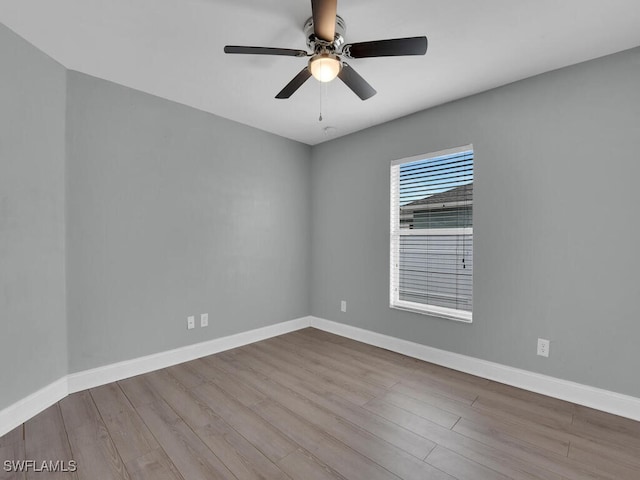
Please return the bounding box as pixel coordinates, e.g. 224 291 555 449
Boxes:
390 145 473 322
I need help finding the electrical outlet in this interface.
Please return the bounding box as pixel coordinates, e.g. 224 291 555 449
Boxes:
340 300 347 312
200 313 209 327
187 316 195 330
537 338 550 357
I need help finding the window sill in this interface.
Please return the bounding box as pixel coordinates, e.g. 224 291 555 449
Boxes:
390 300 472 323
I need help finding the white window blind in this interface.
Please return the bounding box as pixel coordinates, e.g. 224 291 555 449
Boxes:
390 145 473 322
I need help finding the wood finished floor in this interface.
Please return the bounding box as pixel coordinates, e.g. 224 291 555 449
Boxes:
2 328 640 480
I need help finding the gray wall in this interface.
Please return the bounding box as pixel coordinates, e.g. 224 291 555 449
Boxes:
0 25 68 408
66 72 311 372
311 47 640 397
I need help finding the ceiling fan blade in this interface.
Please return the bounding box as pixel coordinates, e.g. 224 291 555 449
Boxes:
311 0 337 42
338 63 376 100
224 45 308 57
343 36 427 58
275 67 312 99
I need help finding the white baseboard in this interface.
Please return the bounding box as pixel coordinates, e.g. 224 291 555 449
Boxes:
0 377 68 438
0 316 311 437
67 316 311 393
309 316 640 421
3 314 639 438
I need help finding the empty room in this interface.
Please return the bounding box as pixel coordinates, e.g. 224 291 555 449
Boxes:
1 1 640 479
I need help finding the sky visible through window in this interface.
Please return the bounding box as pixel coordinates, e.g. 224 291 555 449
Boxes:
399 150 473 206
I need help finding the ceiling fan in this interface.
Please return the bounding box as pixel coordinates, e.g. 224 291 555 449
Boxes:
223 0 427 101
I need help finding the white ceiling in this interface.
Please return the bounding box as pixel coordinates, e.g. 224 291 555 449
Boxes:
2 0 640 145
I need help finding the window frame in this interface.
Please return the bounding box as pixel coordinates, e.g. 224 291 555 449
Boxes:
390 145 474 323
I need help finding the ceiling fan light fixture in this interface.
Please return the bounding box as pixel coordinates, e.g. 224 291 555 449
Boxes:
224 1 428 100
309 53 341 82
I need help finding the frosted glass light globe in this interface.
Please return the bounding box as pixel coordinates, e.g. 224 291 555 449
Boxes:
309 54 341 82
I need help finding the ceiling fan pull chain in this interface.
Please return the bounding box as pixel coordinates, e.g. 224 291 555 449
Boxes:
319 81 323 121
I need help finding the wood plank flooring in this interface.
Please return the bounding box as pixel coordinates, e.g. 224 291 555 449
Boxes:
2 327 639 480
